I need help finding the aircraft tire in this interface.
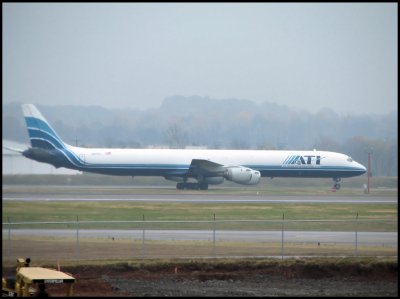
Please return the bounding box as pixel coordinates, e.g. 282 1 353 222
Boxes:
199 182 209 190
189 183 200 190
177 182 209 190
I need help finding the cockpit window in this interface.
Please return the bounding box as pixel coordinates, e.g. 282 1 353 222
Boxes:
347 156 353 162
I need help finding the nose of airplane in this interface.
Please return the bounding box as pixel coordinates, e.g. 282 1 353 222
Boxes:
357 162 367 174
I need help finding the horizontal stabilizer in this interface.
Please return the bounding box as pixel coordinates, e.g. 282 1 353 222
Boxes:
3 145 25 154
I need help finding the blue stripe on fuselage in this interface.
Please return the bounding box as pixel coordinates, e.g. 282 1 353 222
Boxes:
255 167 366 178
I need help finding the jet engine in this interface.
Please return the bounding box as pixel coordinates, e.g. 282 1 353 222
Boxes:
224 166 261 185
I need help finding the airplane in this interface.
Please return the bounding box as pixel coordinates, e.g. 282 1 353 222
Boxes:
18 104 366 190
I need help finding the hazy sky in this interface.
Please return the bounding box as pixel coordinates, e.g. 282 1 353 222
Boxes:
3 3 398 114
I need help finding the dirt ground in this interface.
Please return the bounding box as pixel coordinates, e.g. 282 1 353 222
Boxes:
5 259 396 297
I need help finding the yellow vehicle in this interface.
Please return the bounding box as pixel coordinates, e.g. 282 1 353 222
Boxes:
2 258 75 297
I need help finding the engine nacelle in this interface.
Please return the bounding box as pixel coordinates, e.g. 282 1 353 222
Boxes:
224 166 261 185
203 177 224 185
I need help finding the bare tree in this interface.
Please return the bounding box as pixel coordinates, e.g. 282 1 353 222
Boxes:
165 122 188 148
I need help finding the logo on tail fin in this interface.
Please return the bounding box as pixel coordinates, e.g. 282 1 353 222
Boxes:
22 104 66 150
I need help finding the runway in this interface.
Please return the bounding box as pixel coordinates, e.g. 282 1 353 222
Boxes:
3 229 397 247
2 185 397 204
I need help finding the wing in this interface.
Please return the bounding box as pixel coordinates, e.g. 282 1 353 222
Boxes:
188 159 226 177
186 159 261 186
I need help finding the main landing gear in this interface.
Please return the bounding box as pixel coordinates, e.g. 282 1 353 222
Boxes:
332 178 341 190
176 182 209 190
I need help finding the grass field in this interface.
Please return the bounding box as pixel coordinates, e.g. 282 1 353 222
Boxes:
3 180 398 231
3 200 397 232
3 236 397 266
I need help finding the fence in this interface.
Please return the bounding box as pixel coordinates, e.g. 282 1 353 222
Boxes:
2 216 397 262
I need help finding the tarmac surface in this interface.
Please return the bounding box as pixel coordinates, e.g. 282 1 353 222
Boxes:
4 228 397 246
2 185 397 204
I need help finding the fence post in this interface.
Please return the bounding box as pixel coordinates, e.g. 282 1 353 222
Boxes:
8 217 11 260
76 216 80 262
141 214 145 259
355 212 358 256
212 213 216 258
281 213 285 259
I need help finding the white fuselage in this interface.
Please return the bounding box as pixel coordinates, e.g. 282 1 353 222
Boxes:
67 146 366 179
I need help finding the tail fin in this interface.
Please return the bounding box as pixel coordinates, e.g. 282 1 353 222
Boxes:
22 104 66 150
